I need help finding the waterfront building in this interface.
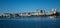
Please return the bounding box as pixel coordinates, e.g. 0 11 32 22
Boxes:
0 8 59 18
51 8 57 14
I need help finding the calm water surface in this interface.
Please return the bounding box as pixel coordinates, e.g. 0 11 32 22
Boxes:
0 17 60 28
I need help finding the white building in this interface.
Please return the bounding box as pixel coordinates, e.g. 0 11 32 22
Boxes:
51 8 57 14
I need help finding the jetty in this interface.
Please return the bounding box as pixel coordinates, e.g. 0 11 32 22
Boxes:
0 8 60 18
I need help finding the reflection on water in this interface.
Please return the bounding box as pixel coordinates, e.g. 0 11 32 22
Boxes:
0 17 60 28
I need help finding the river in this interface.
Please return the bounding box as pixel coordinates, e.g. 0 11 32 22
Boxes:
0 17 60 28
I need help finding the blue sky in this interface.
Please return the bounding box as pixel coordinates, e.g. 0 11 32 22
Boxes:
0 0 60 13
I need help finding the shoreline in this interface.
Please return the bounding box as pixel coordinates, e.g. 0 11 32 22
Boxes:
0 8 60 18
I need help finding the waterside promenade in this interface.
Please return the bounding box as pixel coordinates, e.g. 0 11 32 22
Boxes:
0 8 60 18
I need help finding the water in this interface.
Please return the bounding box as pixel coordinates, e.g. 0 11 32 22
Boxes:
0 17 60 28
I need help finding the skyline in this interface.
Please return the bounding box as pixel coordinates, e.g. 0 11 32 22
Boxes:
0 0 60 13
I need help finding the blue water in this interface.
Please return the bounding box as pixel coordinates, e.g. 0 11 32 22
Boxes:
0 17 60 28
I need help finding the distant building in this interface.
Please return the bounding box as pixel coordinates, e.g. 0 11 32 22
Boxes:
51 8 57 14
